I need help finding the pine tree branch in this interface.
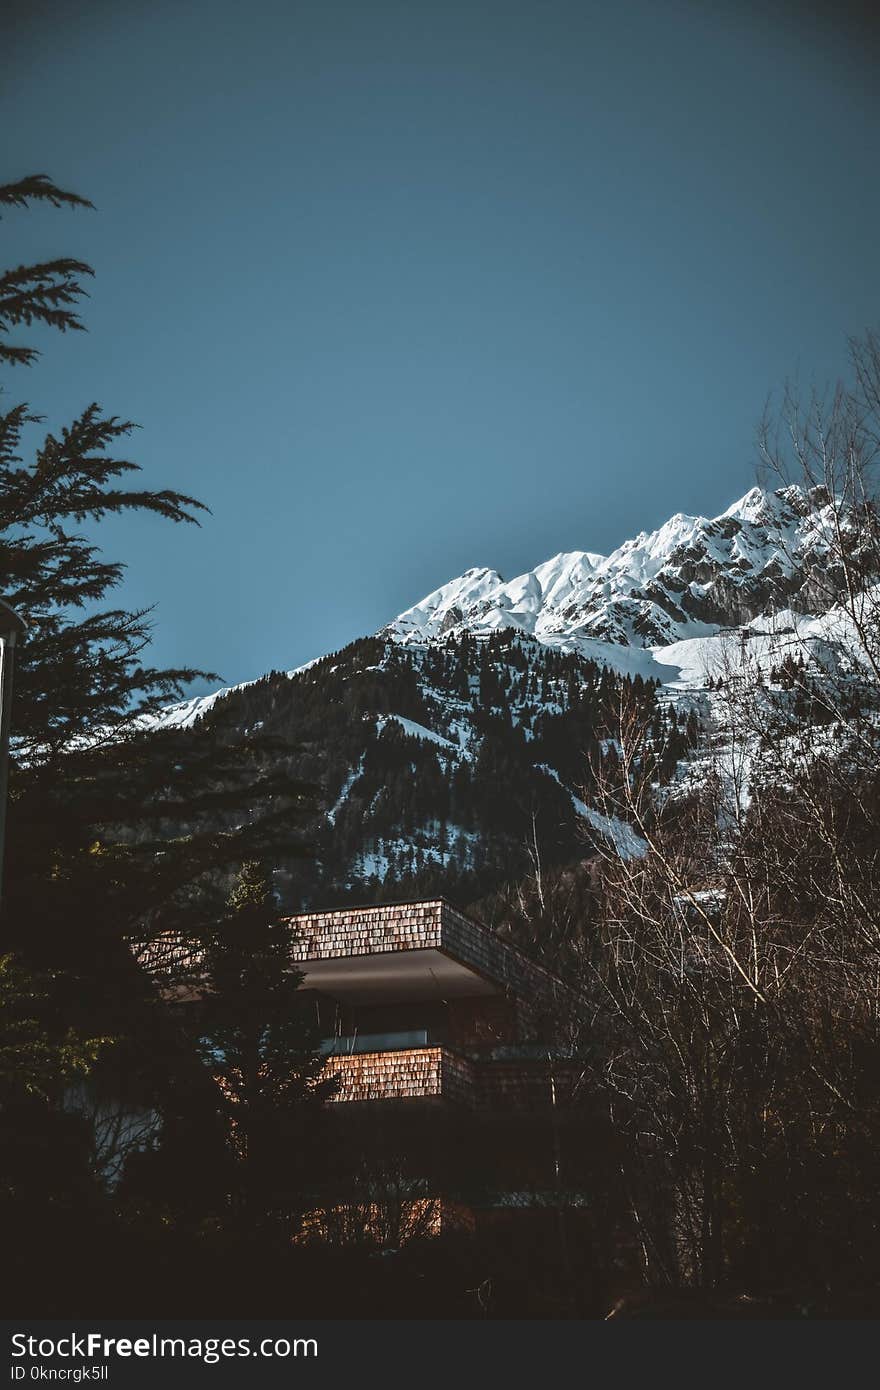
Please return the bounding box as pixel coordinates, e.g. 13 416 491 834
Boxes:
0 174 95 214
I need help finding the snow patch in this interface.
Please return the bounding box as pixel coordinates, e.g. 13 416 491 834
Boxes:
537 764 647 860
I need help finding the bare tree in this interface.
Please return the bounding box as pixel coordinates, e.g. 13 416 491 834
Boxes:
548 330 880 1299
758 329 880 682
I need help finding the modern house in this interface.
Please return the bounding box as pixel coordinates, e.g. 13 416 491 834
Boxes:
286 898 583 1110
143 897 612 1252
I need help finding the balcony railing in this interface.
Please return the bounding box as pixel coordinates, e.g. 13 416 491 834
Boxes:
322 1045 588 1109
323 1046 473 1105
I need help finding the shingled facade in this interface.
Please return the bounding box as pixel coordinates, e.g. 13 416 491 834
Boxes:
285 899 581 1109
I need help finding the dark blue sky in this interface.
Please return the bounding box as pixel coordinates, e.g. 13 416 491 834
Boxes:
3 0 878 692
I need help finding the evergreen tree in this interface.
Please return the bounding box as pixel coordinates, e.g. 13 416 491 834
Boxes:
0 951 104 1109
0 952 108 1271
195 862 337 1229
0 176 316 974
0 174 94 367
0 176 319 1232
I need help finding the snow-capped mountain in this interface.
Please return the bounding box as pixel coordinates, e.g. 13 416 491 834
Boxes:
159 484 871 734
384 485 855 657
149 482 877 908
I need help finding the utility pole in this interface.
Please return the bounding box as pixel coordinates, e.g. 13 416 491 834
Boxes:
0 598 26 909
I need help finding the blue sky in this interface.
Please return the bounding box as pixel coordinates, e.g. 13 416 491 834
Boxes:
3 0 878 693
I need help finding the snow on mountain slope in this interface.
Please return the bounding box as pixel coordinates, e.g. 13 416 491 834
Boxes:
383 485 857 665
152 484 871 736
538 763 648 860
647 585 880 698
149 687 234 729
376 714 462 751
148 655 324 730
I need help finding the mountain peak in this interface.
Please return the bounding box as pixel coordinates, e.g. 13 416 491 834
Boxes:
721 484 805 525
382 484 854 658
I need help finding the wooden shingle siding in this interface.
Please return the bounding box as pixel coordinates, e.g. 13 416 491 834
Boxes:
322 1045 582 1110
438 902 578 1033
289 900 445 960
325 1046 460 1103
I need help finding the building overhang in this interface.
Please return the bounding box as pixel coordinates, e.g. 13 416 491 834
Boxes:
285 899 575 1019
298 946 501 1005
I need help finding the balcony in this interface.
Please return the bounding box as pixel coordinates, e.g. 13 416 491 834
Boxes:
323 1046 474 1105
321 1042 585 1109
287 899 574 1028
